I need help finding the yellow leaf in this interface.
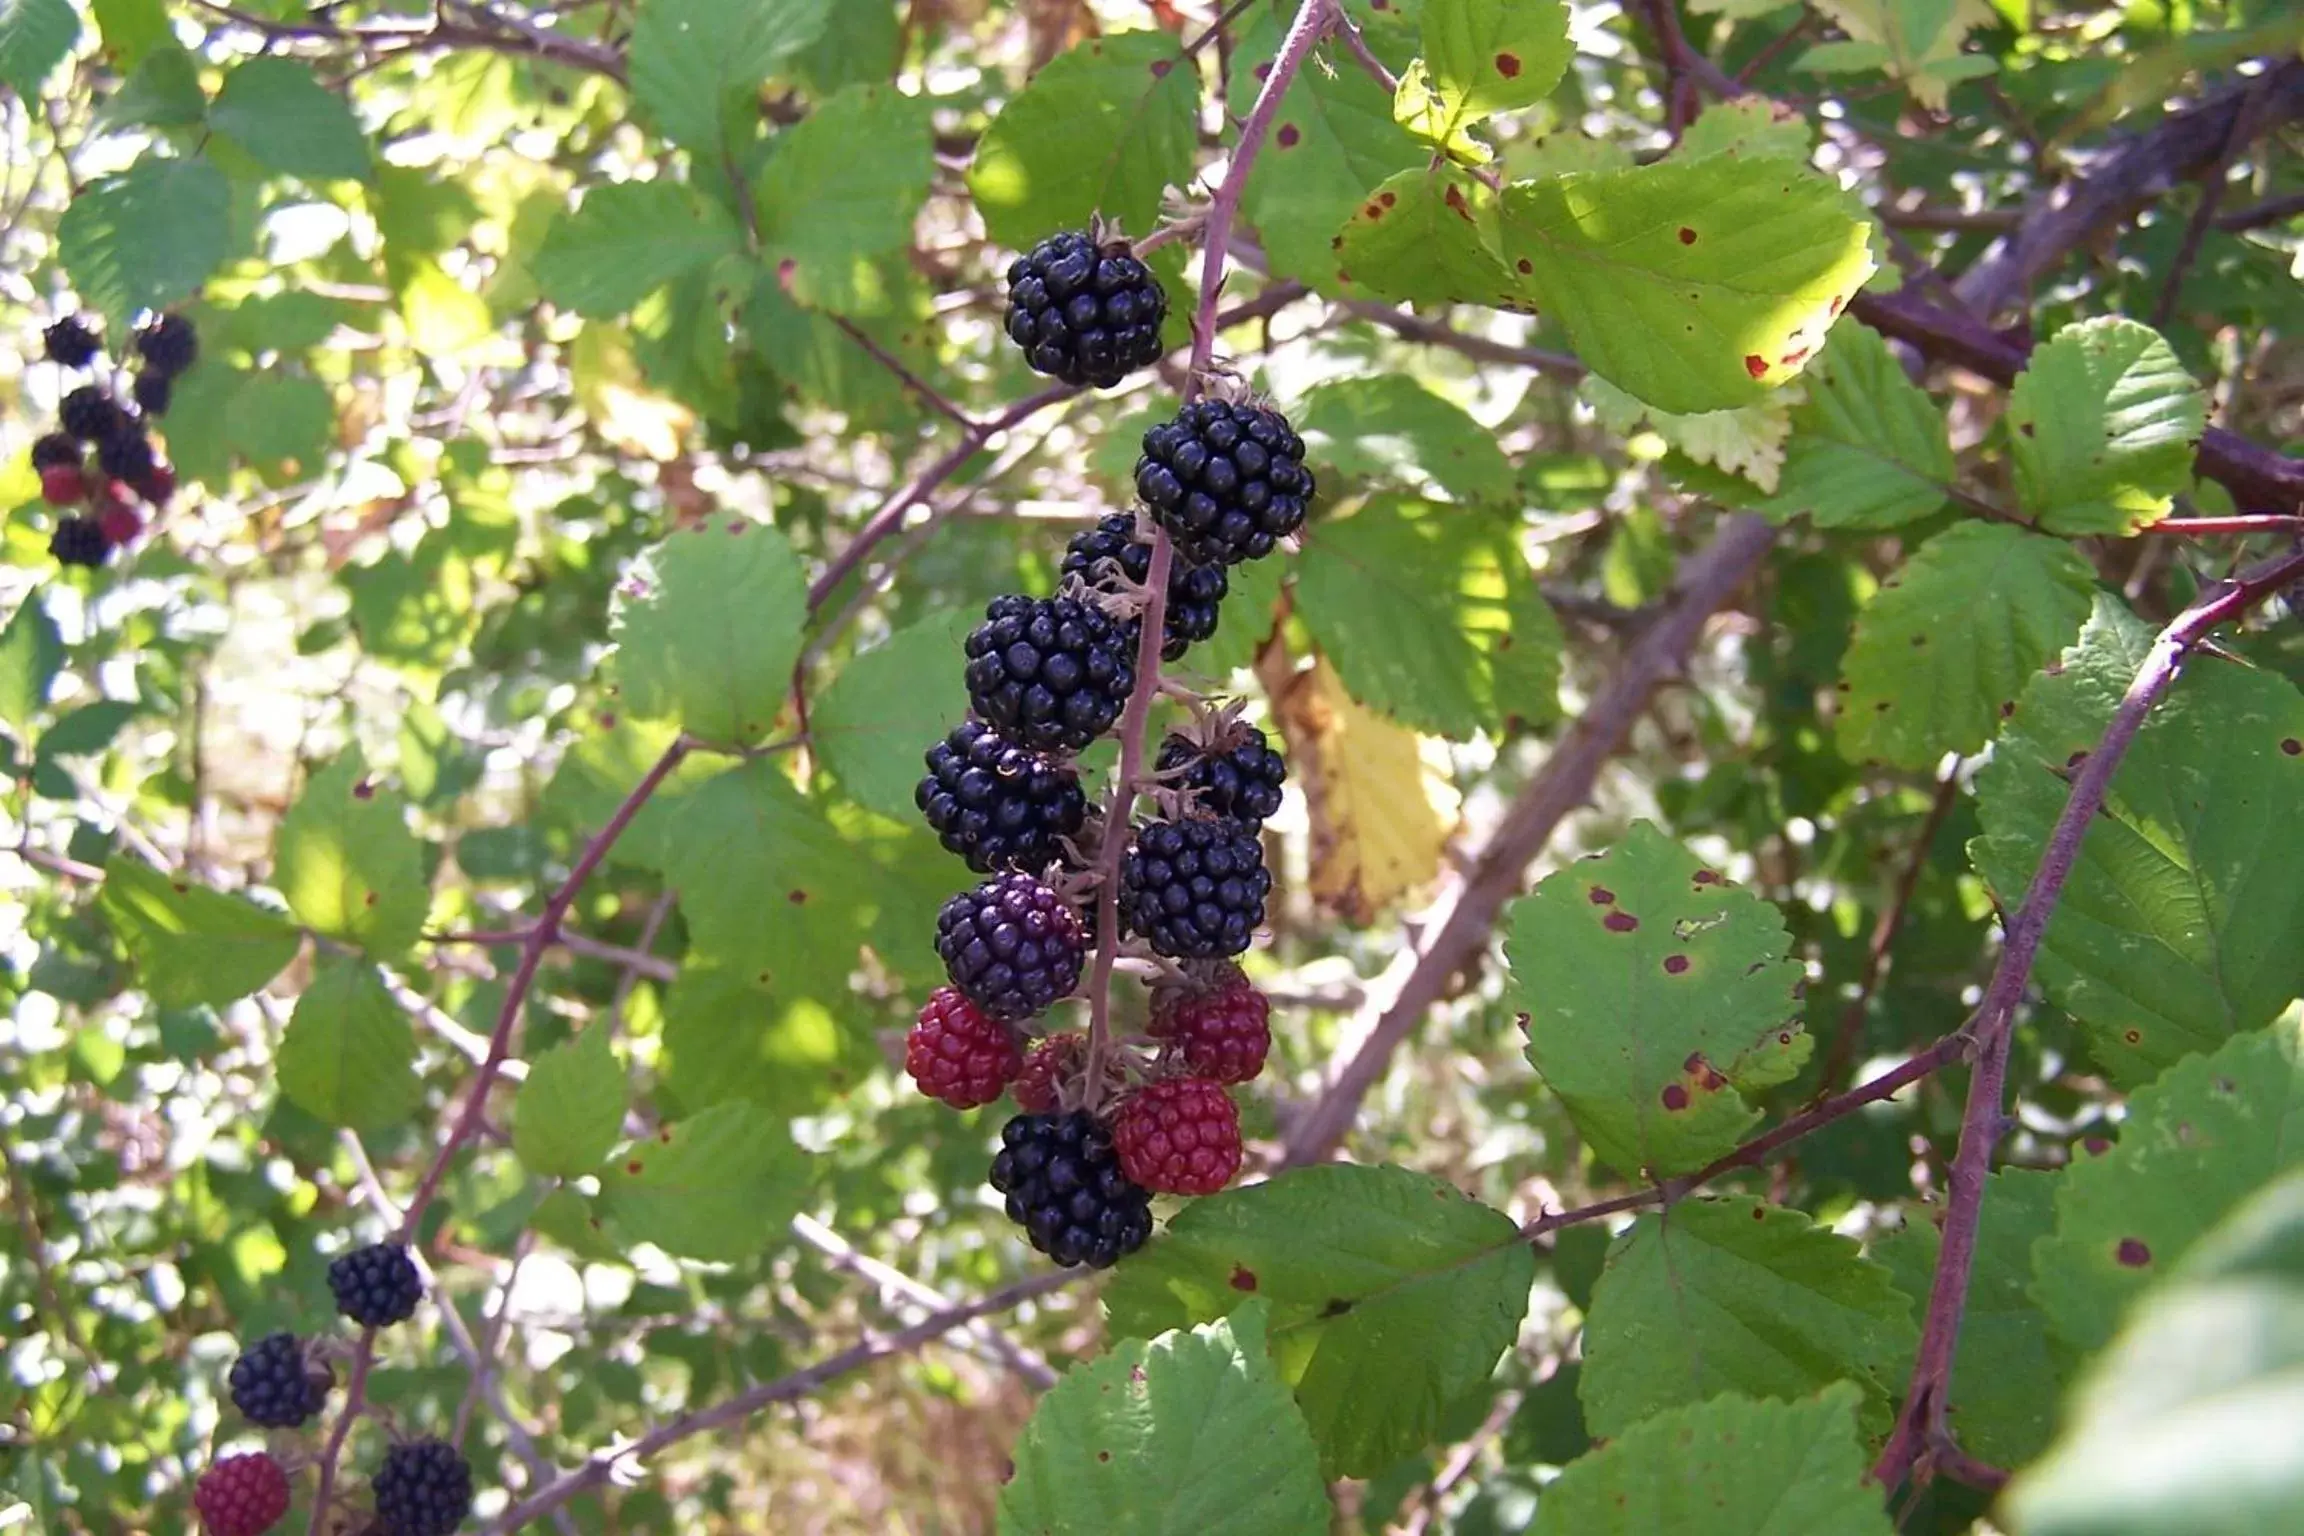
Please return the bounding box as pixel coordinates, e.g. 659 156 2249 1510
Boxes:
571 321 693 462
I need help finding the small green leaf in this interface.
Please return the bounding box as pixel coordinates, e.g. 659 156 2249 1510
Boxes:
208 57 371 182
1580 1197 1916 1436
1334 164 1533 310
274 749 430 960
596 1100 810 1262
275 960 421 1130
1299 375 1515 503
58 157 231 325
0 0 79 101
513 1027 627 1179
1505 822 1810 1180
1104 1164 1535 1478
1762 320 1956 528
810 612 974 820
1398 0 1571 153
659 965 860 1117
2007 317 2207 536
999 1303 1333 1536
754 84 934 313
967 30 1201 249
1835 522 2096 770
627 0 829 152
1532 1384 1892 1536
97 861 299 1009
92 40 205 133
612 517 808 749
1674 95 1814 161
533 181 743 320
0 593 62 741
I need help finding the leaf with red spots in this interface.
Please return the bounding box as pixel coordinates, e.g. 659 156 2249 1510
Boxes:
97 858 299 1008
2032 1019 2304 1356
2007 317 2208 537
613 518 808 749
1393 0 1571 159
275 747 431 960
596 1100 810 1262
1505 822 1810 1179
512 1024 628 1180
1761 320 1959 529
1331 164 1533 310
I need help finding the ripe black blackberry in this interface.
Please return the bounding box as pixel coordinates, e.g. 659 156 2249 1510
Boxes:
1004 230 1166 389
96 426 155 485
373 1437 474 1536
1157 725 1287 825
50 516 109 568
1134 400 1315 566
31 433 80 471
58 385 124 444
917 720 1088 874
936 871 1086 1021
1061 511 1227 662
226 1331 328 1428
328 1241 424 1328
989 1110 1153 1268
1121 814 1270 960
962 593 1138 754
135 312 199 378
42 316 101 368
132 371 172 417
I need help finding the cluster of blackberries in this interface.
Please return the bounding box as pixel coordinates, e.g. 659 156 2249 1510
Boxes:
891 231 1311 1269
30 311 198 568
202 1242 473 1535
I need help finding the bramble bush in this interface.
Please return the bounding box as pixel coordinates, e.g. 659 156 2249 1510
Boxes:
2 0 2303 1531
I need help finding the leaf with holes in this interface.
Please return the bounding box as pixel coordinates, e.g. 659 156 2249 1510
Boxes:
1333 164 1534 310
275 960 422 1130
596 1100 811 1262
612 517 808 749
1505 822 1810 1180
810 611 974 821
1394 0 1572 157
1835 523 2096 770
513 1026 628 1180
1762 320 1957 528
533 181 743 320
274 749 430 961
98 861 299 1010
2007 317 2207 536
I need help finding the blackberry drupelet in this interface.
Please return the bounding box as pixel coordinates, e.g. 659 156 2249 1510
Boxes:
226 1331 327 1428
192 1452 290 1536
989 1111 1153 1268
50 516 109 568
59 385 124 444
1156 725 1287 825
962 593 1138 754
1120 815 1270 960
42 316 101 368
132 371 172 417
916 720 1088 874
1061 511 1227 662
935 872 1086 1020
1134 400 1315 566
373 1437 474 1536
1003 230 1167 389
135 312 200 378
328 1241 424 1328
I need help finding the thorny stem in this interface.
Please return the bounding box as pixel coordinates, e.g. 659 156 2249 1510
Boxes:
306 1328 378 1536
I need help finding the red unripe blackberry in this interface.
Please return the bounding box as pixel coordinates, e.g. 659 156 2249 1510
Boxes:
1153 974 1271 1084
917 720 1087 875
1157 725 1287 825
59 385 125 443
134 460 177 505
135 312 200 379
1134 400 1315 566
1061 511 1227 662
963 593 1139 754
193 1452 290 1536
1120 815 1271 960
906 986 1022 1108
1004 230 1167 389
98 502 144 547
1013 1033 1085 1113
39 464 87 507
42 316 101 369
935 872 1086 1020
989 1110 1154 1268
328 1241 424 1327
1112 1077 1242 1195
50 516 110 568
226 1331 328 1428
30 432 81 471
372 1436 474 1536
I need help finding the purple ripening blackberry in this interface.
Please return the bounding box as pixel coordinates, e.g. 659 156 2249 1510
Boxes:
962 593 1138 755
918 720 1088 875
1135 399 1314 567
1062 511 1226 662
1004 230 1167 390
935 871 1086 1021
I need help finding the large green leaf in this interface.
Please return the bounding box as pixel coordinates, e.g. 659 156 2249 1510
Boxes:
0 593 62 741
2009 1167 2304 1536
57 157 231 324
753 83 934 313
275 961 421 1130
2007 317 2206 536
658 964 860 1117
1971 597 2304 1084
512 1026 627 1179
1580 1196 1916 1436
274 750 430 960
1395 0 1571 153
612 517 808 749
97 861 299 1009
2031 1019 2304 1356
1762 320 1956 528
1531 1384 1892 1536
1835 522 2096 770
967 30 1202 249
626 0 829 152
1333 164 1532 309
1497 154 1875 414
1299 375 1515 504
810 611 973 821
596 1100 810 1261
0 0 78 101
208 57 371 182
999 1303 1333 1536
533 181 743 320
1103 1164 1534 1478
1504 822 1810 1180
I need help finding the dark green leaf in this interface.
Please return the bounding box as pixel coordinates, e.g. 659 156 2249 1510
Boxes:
627 0 829 151
58 157 231 325
208 57 371 182
0 0 79 101
275 960 422 1130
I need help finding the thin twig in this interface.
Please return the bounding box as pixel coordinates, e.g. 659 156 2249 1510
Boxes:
306 1327 378 1536
2142 513 2304 536
2150 79 2273 330
790 1214 1057 1387
828 314 978 431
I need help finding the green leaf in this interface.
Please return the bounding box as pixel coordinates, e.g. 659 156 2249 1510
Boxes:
0 0 78 101
659 964 861 1117
275 960 422 1130
1971 597 2304 1084
627 0 829 152
1504 822 1810 1180
999 1302 1333 1536
1761 320 1956 528
58 158 231 325
1104 1164 1535 1478
754 83 934 313
1398 0 1571 152
0 593 62 741
612 516 808 749
208 57 371 182
97 861 299 1009
274 749 430 960
967 30 1201 249
1674 95 1814 162
533 181 743 320
1874 1168 2068 1465
2009 1166 2304 1536
92 40 205 133
89 0 168 70
2031 1019 2304 1356
1579 1197 1917 1436
1299 375 1516 503
810 612 973 820
513 1026 627 1179
1835 522 2096 770
1497 155 1876 414
596 1100 810 1262
1334 164 1534 310
2007 317 2207 536
1531 1384 1892 1536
